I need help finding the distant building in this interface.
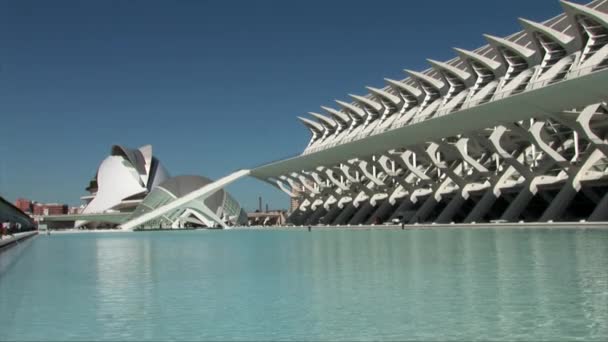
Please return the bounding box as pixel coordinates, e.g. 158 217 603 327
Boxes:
33 203 68 216
14 198 33 214
68 206 82 215
42 144 248 229
247 210 287 226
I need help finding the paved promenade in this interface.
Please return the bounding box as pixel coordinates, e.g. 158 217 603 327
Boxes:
0 231 38 250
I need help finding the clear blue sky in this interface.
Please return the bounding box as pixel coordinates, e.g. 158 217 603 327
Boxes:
0 0 578 211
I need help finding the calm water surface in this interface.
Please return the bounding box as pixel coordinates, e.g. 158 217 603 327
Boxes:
1 228 607 341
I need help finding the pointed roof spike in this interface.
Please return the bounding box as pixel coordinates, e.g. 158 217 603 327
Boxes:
321 106 351 123
366 86 402 105
518 17 577 52
453 47 504 73
297 116 324 132
335 100 366 119
384 78 425 101
308 112 336 127
560 0 608 28
349 94 383 112
426 59 473 86
404 69 446 91
483 34 540 65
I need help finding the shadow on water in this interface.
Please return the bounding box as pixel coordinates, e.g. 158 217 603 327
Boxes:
0 235 37 278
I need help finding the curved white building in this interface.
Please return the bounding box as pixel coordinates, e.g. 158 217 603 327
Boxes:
128 175 248 229
73 145 246 229
76 144 169 228
253 0 608 226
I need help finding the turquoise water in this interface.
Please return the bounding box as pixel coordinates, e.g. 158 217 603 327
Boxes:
1 228 608 341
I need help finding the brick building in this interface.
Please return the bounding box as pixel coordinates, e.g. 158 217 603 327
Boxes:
14 198 33 214
33 203 68 216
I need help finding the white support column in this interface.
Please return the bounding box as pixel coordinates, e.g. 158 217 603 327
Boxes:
539 149 604 221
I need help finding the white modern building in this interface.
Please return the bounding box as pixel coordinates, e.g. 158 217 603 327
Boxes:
118 0 608 229
75 144 169 228
67 145 247 229
127 175 247 229
255 0 608 226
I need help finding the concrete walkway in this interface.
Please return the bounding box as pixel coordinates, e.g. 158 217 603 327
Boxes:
0 231 38 250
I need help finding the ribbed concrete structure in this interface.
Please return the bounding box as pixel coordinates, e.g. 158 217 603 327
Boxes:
252 0 608 226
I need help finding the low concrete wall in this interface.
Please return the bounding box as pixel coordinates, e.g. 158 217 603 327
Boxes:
0 231 38 251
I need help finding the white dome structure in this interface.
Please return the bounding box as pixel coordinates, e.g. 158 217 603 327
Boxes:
128 175 248 229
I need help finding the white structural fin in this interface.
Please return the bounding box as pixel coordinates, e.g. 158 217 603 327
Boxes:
321 106 351 130
309 112 337 136
297 116 324 131
404 69 447 95
349 94 383 112
138 144 153 185
309 112 337 128
561 0 608 28
453 47 506 75
365 86 403 106
335 100 366 121
483 34 541 66
384 78 425 102
427 59 475 87
298 116 325 141
518 17 579 53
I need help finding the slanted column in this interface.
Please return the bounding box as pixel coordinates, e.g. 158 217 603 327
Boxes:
464 189 497 223
322 205 343 225
501 184 535 222
435 195 467 223
484 126 537 222
539 149 604 222
348 201 375 225
463 157 519 223
409 196 437 224
388 199 416 221
333 203 358 225
589 191 608 221
366 200 393 224
409 176 453 224
538 183 578 222
305 206 328 225
425 142 470 223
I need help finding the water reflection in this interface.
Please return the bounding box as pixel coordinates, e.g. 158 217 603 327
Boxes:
0 229 607 341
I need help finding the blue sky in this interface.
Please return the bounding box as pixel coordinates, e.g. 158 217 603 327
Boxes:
0 0 578 211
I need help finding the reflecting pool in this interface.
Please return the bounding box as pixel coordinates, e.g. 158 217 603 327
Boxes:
1 228 607 341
